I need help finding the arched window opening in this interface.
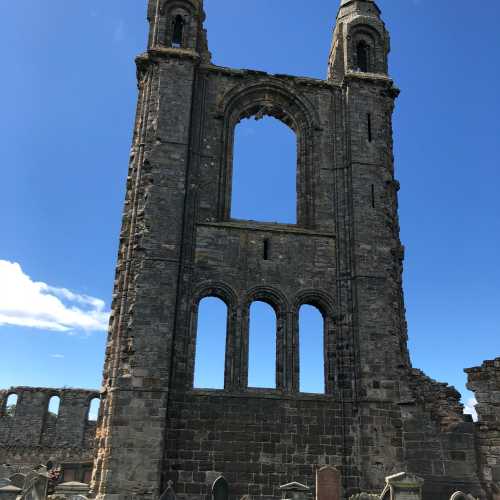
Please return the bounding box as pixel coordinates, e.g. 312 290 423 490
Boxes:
194 297 228 389
248 301 277 388
299 305 325 393
232 116 297 224
172 15 184 48
212 476 229 500
356 41 370 72
48 395 60 418
5 394 18 417
88 398 100 422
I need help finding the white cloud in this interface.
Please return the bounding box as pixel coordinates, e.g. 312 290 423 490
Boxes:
113 20 126 43
51 354 65 359
464 397 478 422
0 260 110 333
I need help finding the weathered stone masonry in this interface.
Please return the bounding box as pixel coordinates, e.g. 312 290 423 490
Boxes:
87 1 496 499
1 1 498 499
466 359 500 498
0 387 99 479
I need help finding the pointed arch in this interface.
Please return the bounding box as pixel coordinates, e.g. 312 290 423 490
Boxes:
171 15 184 47
212 476 229 500
218 80 320 228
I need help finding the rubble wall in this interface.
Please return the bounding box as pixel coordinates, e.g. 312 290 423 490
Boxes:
0 387 99 470
466 358 500 497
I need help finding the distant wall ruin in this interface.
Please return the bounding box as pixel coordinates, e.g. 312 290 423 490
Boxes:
0 387 99 478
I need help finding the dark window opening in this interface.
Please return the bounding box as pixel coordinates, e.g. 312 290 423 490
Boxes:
299 305 325 394
367 113 373 142
356 41 370 72
263 239 270 260
172 15 184 48
248 301 277 388
5 394 18 417
232 116 297 224
212 477 229 500
194 297 228 389
371 184 375 208
88 398 100 422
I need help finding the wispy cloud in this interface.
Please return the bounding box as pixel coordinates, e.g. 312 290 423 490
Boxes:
464 397 478 422
0 260 110 333
50 354 65 359
113 20 126 43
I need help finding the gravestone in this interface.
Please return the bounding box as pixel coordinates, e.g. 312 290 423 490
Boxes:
381 473 424 500
160 480 176 500
0 484 22 500
316 466 341 500
22 471 49 500
212 477 229 500
450 493 476 500
280 482 311 500
0 480 10 488
9 473 25 489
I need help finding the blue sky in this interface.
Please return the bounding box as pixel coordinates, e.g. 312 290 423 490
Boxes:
0 1 499 416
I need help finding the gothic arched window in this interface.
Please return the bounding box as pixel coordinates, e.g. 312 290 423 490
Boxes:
356 40 370 72
171 15 184 48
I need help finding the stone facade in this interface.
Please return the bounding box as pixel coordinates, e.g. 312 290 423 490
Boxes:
0 387 99 481
466 359 500 498
88 1 492 499
1 1 498 499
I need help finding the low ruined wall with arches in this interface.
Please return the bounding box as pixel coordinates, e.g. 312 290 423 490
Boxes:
0 387 100 470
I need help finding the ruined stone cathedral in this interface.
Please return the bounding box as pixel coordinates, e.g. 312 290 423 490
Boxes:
1 1 499 500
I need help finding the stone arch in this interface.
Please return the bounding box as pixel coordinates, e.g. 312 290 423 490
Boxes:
218 80 320 228
157 1 198 49
347 21 387 74
292 290 336 394
242 285 289 390
2 392 19 417
189 281 239 390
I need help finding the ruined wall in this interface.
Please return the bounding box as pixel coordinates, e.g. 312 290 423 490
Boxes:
466 358 500 497
91 1 487 499
0 387 99 471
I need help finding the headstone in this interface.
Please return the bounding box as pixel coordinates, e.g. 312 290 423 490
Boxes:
54 481 90 498
160 480 176 500
0 480 10 488
8 473 25 489
450 493 476 500
316 466 341 500
280 482 311 500
381 473 424 500
22 471 49 500
212 476 229 500
0 484 22 500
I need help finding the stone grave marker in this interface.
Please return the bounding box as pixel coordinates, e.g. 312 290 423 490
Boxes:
381 472 424 500
8 473 25 489
316 466 341 500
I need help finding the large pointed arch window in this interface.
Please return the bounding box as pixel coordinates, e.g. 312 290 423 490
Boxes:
231 116 297 224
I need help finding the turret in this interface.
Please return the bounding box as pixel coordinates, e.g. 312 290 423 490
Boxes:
147 0 211 62
328 0 390 82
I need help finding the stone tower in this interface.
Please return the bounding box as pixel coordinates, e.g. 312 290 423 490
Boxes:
92 1 485 499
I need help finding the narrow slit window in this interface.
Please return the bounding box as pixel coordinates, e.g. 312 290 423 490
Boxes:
5 394 18 417
48 395 60 418
367 113 372 142
172 15 184 48
88 398 100 422
263 239 270 261
371 184 375 208
356 41 370 72
194 297 228 389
